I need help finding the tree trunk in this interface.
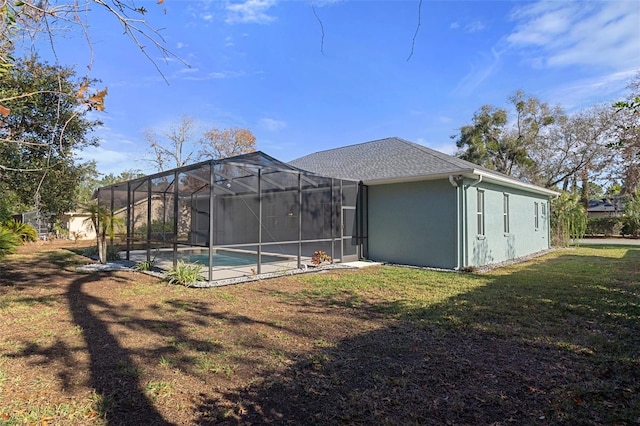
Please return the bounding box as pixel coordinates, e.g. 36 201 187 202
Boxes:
580 166 590 208
98 232 107 264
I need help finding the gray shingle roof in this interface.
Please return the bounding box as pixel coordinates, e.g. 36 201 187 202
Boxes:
289 137 482 182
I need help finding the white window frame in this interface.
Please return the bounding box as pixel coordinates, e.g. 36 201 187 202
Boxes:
534 202 539 230
477 190 485 236
503 194 510 234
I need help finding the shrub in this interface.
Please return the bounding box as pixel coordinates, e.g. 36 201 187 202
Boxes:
551 192 587 247
622 191 640 237
165 261 203 286
2 219 38 243
586 217 623 237
134 258 156 272
83 245 121 261
311 250 332 265
0 226 20 259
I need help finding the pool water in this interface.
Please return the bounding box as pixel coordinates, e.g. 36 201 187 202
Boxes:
180 250 288 267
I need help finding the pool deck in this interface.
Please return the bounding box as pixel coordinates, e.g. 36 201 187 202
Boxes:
122 248 383 281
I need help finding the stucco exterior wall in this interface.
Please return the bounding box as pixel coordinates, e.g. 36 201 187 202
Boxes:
368 180 457 269
464 182 550 267
65 214 96 240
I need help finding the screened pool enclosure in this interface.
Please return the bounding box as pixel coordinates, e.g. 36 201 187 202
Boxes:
95 152 367 283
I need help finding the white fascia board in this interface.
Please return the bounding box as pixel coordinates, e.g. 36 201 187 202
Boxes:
363 170 476 186
470 169 559 197
363 169 559 197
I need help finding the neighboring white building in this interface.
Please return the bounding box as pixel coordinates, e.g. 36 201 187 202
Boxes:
61 212 96 240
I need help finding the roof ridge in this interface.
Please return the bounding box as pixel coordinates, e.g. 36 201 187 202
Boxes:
394 137 478 171
297 136 405 158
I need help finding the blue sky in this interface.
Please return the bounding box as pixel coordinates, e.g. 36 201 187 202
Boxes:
32 0 640 175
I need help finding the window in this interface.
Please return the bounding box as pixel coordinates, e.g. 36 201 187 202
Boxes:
534 202 539 229
542 202 547 227
477 190 485 236
503 194 510 234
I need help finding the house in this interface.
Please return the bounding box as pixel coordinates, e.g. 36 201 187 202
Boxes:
95 138 557 283
12 211 96 240
60 212 96 240
586 198 625 219
289 137 558 269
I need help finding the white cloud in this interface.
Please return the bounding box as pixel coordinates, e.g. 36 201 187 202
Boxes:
541 69 637 111
76 146 148 175
507 1 640 70
449 19 485 33
465 20 486 33
177 70 246 81
454 48 503 96
260 118 287 131
225 0 277 24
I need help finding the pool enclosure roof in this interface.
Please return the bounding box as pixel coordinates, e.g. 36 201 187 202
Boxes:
98 151 325 196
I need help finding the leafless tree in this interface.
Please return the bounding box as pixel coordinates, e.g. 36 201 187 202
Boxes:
144 115 199 172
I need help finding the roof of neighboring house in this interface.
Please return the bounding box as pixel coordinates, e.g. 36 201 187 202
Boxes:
289 137 558 196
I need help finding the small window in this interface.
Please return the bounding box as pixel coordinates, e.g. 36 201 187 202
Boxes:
534 202 539 229
477 190 485 236
503 194 510 234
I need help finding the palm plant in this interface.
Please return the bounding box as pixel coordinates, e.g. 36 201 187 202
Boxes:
2 219 38 242
0 226 20 259
82 202 124 264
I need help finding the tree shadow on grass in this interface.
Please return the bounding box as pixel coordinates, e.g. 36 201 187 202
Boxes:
0 248 88 291
65 273 172 425
196 249 640 425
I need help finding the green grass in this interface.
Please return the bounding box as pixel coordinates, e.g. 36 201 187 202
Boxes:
297 247 639 344
0 392 110 425
288 246 640 423
143 381 173 401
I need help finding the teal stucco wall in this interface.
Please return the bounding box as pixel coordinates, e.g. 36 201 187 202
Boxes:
464 182 550 267
368 180 457 269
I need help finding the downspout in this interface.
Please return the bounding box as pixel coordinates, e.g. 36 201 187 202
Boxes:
468 174 483 188
462 174 483 267
449 175 461 270
548 194 559 249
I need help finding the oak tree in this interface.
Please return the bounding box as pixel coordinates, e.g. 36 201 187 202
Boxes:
200 128 257 160
0 55 101 217
454 91 560 176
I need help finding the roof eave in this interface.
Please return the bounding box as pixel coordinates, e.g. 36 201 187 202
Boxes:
471 169 559 197
364 169 559 197
363 170 476 186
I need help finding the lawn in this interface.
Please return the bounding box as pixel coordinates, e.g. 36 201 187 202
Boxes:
0 241 638 425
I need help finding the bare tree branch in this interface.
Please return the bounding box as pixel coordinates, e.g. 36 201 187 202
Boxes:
310 1 325 56
407 0 422 61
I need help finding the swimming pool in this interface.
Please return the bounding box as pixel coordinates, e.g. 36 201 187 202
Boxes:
178 250 290 267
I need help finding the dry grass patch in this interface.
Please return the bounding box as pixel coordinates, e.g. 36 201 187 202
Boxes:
0 241 638 424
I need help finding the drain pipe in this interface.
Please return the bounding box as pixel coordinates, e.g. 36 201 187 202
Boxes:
461 174 483 268
449 175 461 270
467 174 483 188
